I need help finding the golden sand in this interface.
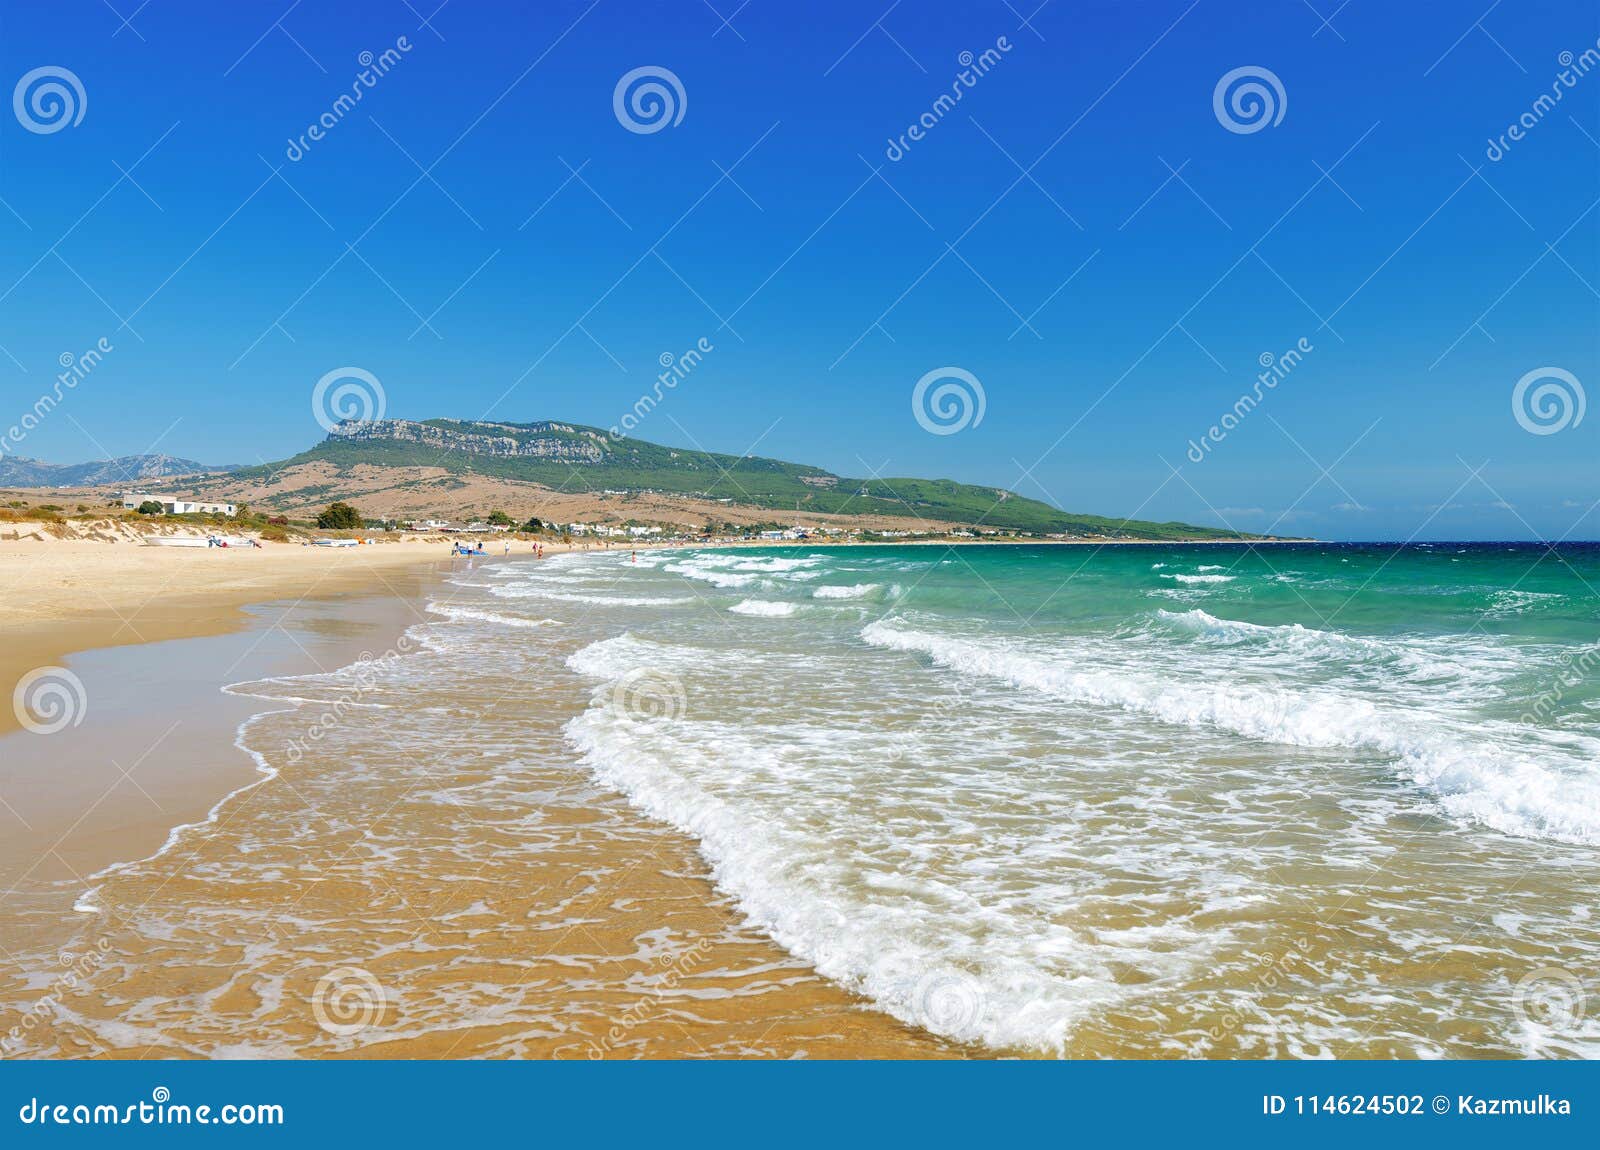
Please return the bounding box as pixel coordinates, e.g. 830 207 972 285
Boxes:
0 537 951 1058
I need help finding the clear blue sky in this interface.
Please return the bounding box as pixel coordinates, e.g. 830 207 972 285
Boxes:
1 0 1596 540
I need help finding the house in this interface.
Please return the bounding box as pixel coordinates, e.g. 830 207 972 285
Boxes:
121 492 236 516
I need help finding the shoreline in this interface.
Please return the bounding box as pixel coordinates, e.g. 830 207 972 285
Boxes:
0 542 956 1058
5 534 1590 1057
0 531 1334 741
0 539 546 735
1 534 1308 705
0 580 454 966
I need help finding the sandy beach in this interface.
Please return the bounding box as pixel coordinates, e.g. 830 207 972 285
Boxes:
1 537 496 727
9 534 1595 1060
0 534 950 1058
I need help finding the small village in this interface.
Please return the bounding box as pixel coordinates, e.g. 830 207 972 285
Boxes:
0 488 1038 549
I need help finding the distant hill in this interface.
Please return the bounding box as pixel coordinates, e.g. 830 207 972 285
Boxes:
227 418 1263 540
0 453 233 488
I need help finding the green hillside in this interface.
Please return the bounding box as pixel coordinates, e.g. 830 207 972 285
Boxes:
236 418 1263 540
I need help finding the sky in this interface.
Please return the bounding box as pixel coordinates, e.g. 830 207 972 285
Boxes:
0 0 1596 540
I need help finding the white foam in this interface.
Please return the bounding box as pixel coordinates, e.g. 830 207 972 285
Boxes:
730 556 824 573
813 583 880 599
1161 573 1235 585
861 620 1600 845
562 636 1184 1053
665 562 761 589
1485 589 1564 618
427 603 562 629
729 599 799 617
1153 607 1533 695
498 589 694 607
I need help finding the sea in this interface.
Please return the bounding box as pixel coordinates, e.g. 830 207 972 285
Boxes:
9 542 1600 1058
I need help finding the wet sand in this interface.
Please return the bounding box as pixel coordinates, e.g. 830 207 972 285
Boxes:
0 550 951 1059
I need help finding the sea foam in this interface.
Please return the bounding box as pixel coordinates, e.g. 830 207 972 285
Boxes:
860 620 1600 846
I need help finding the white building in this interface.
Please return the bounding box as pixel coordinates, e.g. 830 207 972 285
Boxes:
122 492 236 516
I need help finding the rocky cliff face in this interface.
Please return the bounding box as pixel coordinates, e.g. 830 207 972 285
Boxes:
329 419 606 463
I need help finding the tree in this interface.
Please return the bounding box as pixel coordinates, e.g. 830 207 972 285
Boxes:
316 502 362 530
486 509 514 527
522 516 544 533
136 500 164 516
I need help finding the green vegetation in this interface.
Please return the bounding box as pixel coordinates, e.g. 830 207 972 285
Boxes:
231 418 1269 540
316 501 363 530
136 500 163 516
486 509 514 526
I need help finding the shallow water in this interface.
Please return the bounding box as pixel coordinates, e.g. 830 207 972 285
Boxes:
558 542 1600 1056
5 542 1598 1058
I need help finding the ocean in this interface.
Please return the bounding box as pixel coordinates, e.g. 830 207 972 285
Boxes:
12 542 1600 1058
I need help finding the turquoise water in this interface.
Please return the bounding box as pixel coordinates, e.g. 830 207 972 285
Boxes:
535 542 1600 1056
45 542 1595 1059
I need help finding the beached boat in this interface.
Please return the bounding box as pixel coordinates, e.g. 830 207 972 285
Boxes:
141 536 212 548
311 538 359 547
142 535 259 548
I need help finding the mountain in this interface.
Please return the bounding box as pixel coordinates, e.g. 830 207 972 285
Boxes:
0 453 233 488
225 418 1261 540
